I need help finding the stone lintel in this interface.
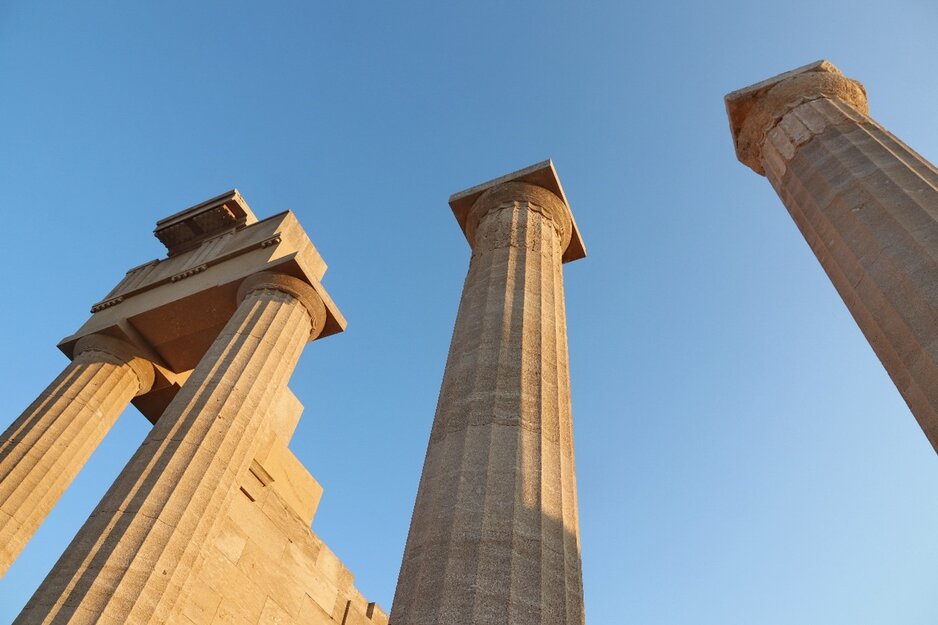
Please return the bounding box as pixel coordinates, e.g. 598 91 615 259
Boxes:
725 60 868 174
57 197 346 421
154 189 258 256
449 159 586 263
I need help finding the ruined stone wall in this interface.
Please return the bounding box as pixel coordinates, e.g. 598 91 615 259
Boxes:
172 440 387 625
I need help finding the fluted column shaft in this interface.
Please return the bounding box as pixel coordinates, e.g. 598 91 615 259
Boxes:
392 182 584 625
0 335 154 579
15 272 326 624
728 62 938 453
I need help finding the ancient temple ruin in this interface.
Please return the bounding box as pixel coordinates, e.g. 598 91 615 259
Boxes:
0 190 385 623
0 161 588 624
8 55 938 625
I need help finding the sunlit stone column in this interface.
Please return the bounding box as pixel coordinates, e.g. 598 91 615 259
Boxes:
16 272 327 624
0 335 154 579
726 60 938 452
392 162 587 625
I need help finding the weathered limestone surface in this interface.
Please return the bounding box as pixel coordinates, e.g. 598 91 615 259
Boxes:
726 61 938 452
391 162 586 625
56 191 344 424
15 273 327 624
3 194 385 623
0 335 154 579
170 448 387 625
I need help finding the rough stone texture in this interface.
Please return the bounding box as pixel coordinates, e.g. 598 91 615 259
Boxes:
449 160 586 263
15 274 326 624
2 194 384 623
0 335 154 579
726 61 938 453
726 60 868 175
168 454 386 625
391 172 586 625
250 434 324 527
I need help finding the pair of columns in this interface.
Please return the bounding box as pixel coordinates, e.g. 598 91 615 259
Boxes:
394 60 938 625
388 61 938 625
1 272 327 623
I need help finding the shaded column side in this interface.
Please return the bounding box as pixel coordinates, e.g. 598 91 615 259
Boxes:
15 273 323 624
0 336 153 579
762 95 938 451
391 189 584 625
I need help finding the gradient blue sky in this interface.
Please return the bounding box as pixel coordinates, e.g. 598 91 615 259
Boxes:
2 1 938 623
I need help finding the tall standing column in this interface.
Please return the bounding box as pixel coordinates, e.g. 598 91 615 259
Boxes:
16 272 328 624
726 60 938 452
392 163 587 625
0 335 154 578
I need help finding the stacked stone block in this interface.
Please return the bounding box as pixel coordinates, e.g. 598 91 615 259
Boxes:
174 443 386 625
0 192 386 623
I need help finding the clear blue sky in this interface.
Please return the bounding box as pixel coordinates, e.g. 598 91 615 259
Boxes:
2 1 938 623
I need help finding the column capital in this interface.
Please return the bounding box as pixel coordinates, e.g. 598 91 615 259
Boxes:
725 60 868 175
449 160 586 263
237 272 328 340
73 334 156 396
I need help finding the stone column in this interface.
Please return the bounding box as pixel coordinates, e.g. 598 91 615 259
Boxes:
726 60 938 452
16 272 327 624
391 174 586 625
0 335 154 579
